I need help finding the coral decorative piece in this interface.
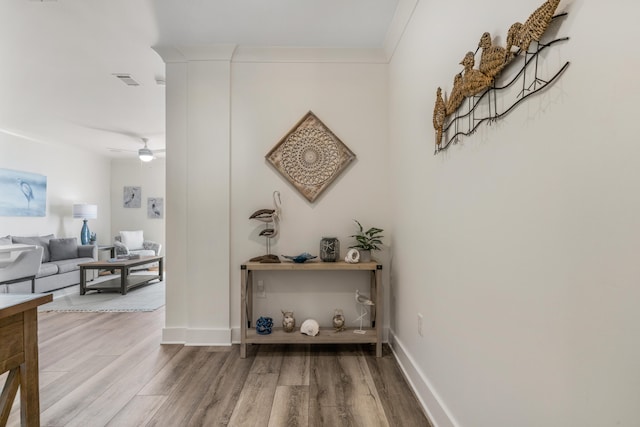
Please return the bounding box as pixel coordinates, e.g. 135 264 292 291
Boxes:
266 111 355 203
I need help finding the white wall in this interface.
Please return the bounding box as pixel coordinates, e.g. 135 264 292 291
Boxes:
158 46 392 345
388 0 640 426
0 131 111 245
230 56 391 336
160 48 232 345
110 158 166 253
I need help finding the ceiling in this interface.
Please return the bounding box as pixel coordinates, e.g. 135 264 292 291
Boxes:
0 0 399 160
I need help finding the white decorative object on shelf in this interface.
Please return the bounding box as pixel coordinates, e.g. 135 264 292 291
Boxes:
345 248 360 263
300 319 320 336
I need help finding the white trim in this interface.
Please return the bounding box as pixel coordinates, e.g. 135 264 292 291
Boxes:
388 330 459 427
162 327 232 346
382 0 420 62
153 45 237 63
232 46 387 64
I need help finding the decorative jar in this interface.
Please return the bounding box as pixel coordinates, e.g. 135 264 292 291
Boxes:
320 237 340 262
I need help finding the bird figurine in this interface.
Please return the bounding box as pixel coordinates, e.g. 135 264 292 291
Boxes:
354 290 374 334
445 73 465 116
433 87 446 148
249 190 282 263
16 178 34 209
477 32 509 80
332 309 346 332
460 52 493 98
506 0 561 54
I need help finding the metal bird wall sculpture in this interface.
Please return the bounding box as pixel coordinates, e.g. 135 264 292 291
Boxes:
432 0 569 153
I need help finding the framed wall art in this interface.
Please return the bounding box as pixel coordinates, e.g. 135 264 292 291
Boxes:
147 197 164 218
266 111 355 203
0 168 47 217
123 186 141 208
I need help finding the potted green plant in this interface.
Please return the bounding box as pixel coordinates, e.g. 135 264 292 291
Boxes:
349 219 384 262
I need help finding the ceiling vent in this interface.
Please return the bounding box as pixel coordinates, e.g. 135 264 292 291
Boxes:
113 74 140 86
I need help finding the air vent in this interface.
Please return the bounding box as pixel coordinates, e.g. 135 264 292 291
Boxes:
113 74 140 86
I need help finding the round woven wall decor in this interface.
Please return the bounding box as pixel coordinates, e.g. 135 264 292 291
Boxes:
281 127 340 186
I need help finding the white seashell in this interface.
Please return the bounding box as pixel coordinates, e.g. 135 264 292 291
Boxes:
345 248 360 263
300 319 320 336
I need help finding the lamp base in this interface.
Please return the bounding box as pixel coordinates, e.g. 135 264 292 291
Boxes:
80 219 91 245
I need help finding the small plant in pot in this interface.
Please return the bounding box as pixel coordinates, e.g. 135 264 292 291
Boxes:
349 219 384 262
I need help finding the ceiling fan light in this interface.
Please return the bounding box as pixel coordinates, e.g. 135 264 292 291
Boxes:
138 147 154 162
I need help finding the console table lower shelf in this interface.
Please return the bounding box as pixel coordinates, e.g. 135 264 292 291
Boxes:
240 260 383 358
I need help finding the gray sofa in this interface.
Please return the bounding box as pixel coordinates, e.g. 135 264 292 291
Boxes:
0 235 97 293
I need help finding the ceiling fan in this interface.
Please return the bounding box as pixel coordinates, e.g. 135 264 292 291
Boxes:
108 137 165 162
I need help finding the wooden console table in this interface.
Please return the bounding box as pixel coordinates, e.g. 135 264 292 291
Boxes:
240 261 383 358
0 293 52 426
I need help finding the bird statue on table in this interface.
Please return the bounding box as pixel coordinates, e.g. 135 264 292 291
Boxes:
249 190 282 263
354 290 375 334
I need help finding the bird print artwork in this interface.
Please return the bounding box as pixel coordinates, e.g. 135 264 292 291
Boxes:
16 179 34 209
0 169 46 216
123 186 141 208
147 198 163 219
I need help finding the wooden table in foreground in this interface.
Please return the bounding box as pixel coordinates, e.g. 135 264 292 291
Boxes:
79 255 164 295
240 260 383 358
0 293 52 427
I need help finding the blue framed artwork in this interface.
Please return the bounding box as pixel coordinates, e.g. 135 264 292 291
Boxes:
0 168 47 217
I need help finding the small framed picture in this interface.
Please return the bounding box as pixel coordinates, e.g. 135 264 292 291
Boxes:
147 197 164 219
123 186 141 208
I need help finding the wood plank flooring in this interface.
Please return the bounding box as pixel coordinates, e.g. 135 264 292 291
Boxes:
4 308 431 426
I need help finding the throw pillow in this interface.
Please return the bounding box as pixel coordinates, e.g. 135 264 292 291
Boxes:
49 238 79 261
120 230 144 250
0 236 11 246
11 234 54 262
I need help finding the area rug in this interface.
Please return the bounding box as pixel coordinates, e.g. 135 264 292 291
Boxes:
38 273 165 313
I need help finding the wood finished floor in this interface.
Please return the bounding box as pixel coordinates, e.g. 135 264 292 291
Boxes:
4 307 431 426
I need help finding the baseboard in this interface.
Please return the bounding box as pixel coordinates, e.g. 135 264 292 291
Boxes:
162 327 232 346
388 331 458 427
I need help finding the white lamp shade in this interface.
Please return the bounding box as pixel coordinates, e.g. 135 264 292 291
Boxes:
72 203 98 219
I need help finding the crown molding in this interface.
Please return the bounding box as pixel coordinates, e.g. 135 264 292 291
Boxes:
231 46 387 64
153 44 237 63
383 0 420 62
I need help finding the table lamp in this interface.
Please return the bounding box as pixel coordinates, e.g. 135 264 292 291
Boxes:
72 203 97 245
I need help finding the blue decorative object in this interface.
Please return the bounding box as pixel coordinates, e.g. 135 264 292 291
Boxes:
80 220 90 245
72 204 97 245
282 253 317 263
256 316 273 335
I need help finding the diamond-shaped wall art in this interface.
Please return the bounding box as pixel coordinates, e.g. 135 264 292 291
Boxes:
266 111 356 203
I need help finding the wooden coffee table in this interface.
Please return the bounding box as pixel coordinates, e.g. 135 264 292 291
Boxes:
79 255 163 295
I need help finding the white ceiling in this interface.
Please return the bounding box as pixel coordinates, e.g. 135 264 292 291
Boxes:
0 0 399 160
